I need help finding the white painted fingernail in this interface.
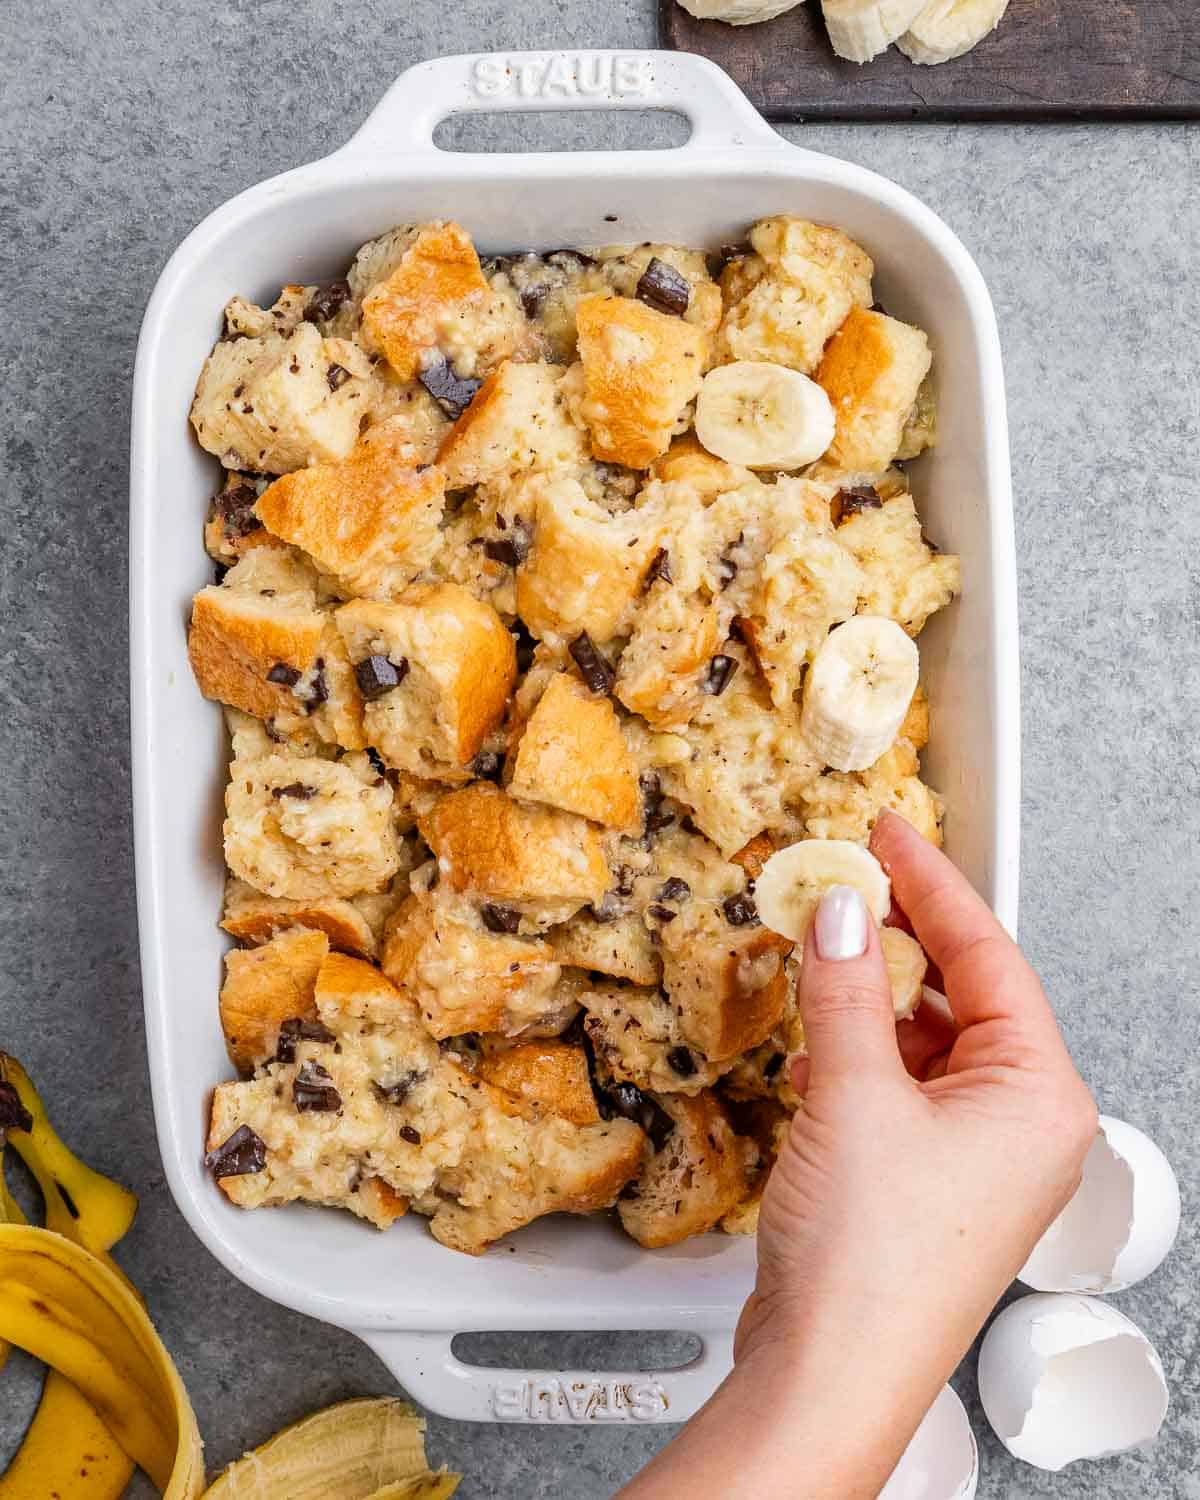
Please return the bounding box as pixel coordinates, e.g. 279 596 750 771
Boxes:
814 885 868 961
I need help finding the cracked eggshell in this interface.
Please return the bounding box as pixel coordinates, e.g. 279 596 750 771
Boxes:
879 1385 978 1499
978 1293 1168 1472
1019 1115 1180 1294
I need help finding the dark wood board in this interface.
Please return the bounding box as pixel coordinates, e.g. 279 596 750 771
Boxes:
659 0 1200 120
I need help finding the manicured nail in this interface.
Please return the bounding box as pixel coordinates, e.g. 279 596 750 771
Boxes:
814 885 868 961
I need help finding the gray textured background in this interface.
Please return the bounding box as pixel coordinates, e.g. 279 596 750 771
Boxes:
1 1 1197 1495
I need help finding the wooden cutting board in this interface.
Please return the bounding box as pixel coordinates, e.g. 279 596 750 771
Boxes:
659 0 1200 120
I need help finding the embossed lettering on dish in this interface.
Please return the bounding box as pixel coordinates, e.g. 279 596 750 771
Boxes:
490 1376 669 1422
471 55 653 102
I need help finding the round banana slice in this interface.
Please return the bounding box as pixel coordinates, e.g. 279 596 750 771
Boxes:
881 926 927 1018
679 0 807 19
755 838 891 944
800 616 920 772
821 0 930 62
694 361 835 471
897 0 1010 63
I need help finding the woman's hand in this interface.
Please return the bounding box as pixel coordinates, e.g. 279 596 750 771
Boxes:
619 812 1096 1500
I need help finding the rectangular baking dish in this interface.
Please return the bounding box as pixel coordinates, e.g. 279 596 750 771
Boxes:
130 48 1018 1426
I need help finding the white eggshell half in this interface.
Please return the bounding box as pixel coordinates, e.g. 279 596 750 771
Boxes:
1019 1115 1180 1294
879 1385 978 1500
978 1293 1168 1472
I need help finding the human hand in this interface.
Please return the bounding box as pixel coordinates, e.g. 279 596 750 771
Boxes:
732 810 1097 1493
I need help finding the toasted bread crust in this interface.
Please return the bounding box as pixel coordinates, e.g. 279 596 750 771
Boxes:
219 928 330 1073
816 308 933 473
220 878 378 958
477 1042 601 1126
509 673 640 830
437 360 586 489
188 586 325 721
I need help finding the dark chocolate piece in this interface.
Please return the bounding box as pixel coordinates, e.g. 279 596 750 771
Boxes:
398 1125 422 1146
702 655 738 697
647 904 678 924
635 257 691 317
266 662 301 688
270 783 316 802
481 904 522 935
722 892 760 927
645 547 673 588
569 632 615 695
657 877 691 903
418 353 482 420
275 1016 335 1064
326 362 351 392
666 1046 697 1078
204 1124 267 1178
374 1071 424 1106
304 279 352 324
831 486 883 527
354 654 409 700
293 1063 342 1113
215 481 260 539
471 749 504 782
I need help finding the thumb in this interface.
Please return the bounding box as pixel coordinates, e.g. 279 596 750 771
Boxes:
795 885 905 1086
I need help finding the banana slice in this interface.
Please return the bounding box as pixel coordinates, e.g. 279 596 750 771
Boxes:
755 838 891 943
694 361 835 471
800 616 919 772
881 926 927 1018
821 0 929 61
898 0 1010 62
678 0 806 21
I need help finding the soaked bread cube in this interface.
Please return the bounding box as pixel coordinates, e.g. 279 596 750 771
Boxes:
508 673 640 831
204 472 273 563
221 284 315 339
618 1091 754 1248
834 493 961 637
615 587 722 730
224 748 401 900
312 952 438 1054
336 583 516 779
581 982 727 1097
658 903 792 1063
220 877 378 959
219 928 331 1073
571 295 707 468
593 243 723 347
549 911 661 988
191 323 373 474
254 419 446 598
437 360 587 490
418 783 610 910
476 1041 600 1127
718 217 874 373
816 308 933 473
380 890 562 1039
647 434 752 501
801 739 943 845
360 221 526 382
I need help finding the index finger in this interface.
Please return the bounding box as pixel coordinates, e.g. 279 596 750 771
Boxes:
869 811 1057 1038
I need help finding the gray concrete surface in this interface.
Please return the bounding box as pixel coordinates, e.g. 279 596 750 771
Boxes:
1 1 1197 1495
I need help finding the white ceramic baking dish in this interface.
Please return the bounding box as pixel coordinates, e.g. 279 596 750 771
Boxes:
130 48 1018 1426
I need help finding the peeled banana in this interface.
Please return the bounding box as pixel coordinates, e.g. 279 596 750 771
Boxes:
898 0 1010 63
821 0 929 62
881 926 928 1018
678 0 806 22
800 616 920 772
755 838 892 943
694 360 835 471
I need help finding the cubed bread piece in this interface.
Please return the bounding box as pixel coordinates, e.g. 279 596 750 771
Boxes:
254 419 446 598
380 891 562 1038
658 903 792 1063
204 473 273 562
225 749 401 900
363 373 451 461
549 911 661 987
477 1042 600 1126
618 1092 754 1248
312 952 439 1059
593 243 723 346
437 361 587 490
834 494 961 637
647 435 752 501
191 323 373 473
746 527 865 709
427 1065 644 1254
581 983 726 1096
221 877 379 959
615 587 721 730
337 583 516 779
881 926 927 1021
514 477 664 643
815 308 933 473
219 928 331 1073
418 784 610 909
508 673 640 830
800 740 943 845
900 684 930 750
348 225 422 301
730 832 779 881
356 1175 410 1230
360 221 525 381
571 295 707 468
718 217 874 374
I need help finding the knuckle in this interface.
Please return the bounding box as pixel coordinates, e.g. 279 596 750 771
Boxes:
811 979 889 1026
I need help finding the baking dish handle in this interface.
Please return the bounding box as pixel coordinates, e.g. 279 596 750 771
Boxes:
361 1327 735 1425
339 49 782 157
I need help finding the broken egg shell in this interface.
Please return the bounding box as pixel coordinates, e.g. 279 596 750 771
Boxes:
879 1384 978 1499
977 1293 1168 1472
1019 1115 1180 1294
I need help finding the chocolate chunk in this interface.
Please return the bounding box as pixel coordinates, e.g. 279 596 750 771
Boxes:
366 747 388 777
275 1016 335 1063
640 772 676 836
645 547 673 588
398 1125 422 1145
418 353 482 420
547 249 595 273
204 1124 267 1178
0 1082 32 1134
831 486 883 527
270 782 316 802
519 285 549 319
614 864 636 898
481 904 522 935
213 563 230 584
763 1051 786 1081
601 1083 675 1151
326 362 351 392
647 904 677 924
702 655 738 697
374 1071 423 1105
666 1046 697 1078
635 257 691 318
716 552 739 591
304 279 352 324
483 516 531 567
569 632 615 695
722 892 760 927
354 654 409 700
266 662 301 688
293 1063 342 1113
706 242 751 279
511 619 537 675
587 892 621 924
215 481 261 539
657 877 691 903
727 617 748 645
304 659 329 714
